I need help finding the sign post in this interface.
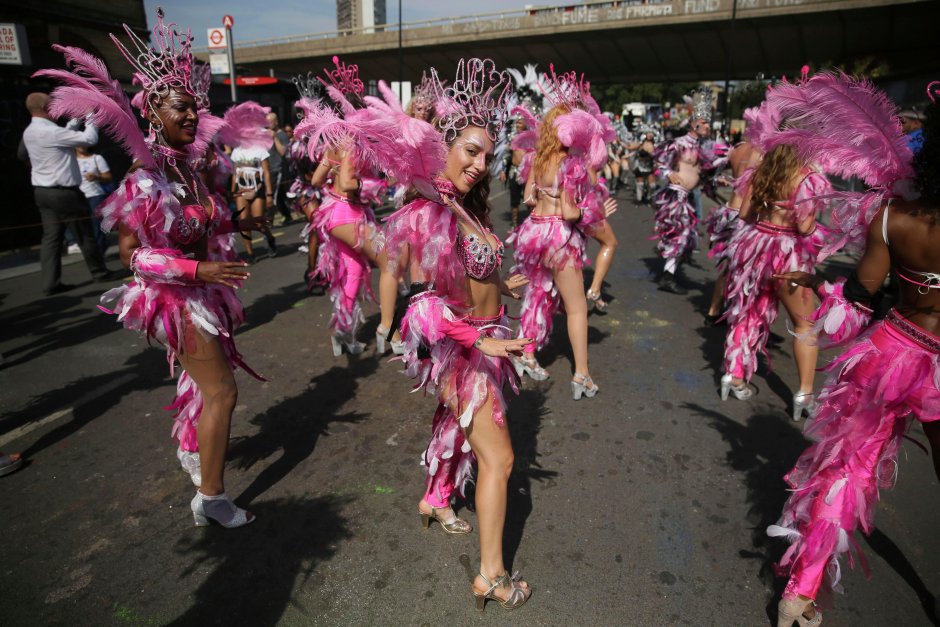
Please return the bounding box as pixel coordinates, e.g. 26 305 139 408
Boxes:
223 15 236 102
207 27 229 76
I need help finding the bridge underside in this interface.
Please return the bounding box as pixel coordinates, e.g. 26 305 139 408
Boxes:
237 2 938 85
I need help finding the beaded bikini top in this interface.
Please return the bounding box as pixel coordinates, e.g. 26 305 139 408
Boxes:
433 177 503 281
170 197 215 245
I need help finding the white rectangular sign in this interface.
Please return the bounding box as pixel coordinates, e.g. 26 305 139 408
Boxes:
0 23 28 65
209 53 229 75
207 27 227 50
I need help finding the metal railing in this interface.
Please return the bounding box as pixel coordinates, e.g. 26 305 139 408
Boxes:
193 0 674 52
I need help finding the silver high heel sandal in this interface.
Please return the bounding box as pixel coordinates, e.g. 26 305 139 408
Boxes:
191 491 255 528
792 392 815 422
586 288 608 312
720 373 753 401
472 571 532 611
418 505 472 535
330 332 365 357
776 597 821 627
513 355 550 381
571 373 598 400
176 447 201 487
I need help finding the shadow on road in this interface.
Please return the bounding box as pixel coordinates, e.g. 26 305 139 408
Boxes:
4 351 167 458
863 528 940 625
503 386 557 571
682 401 808 610
228 356 377 504
167 494 352 626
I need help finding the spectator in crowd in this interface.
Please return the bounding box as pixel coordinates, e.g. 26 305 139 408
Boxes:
900 109 925 154
18 92 115 295
76 145 112 256
266 111 292 224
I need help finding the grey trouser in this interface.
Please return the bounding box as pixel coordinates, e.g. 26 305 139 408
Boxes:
35 187 107 292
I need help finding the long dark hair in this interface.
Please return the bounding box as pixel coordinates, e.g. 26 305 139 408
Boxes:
912 99 939 220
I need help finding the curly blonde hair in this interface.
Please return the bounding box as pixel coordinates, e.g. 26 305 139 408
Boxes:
533 105 571 181
748 144 804 211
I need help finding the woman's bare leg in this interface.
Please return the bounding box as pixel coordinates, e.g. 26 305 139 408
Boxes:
587 222 618 296
236 196 253 257
176 331 238 498
554 265 590 377
707 267 728 317
778 282 818 394
464 394 530 600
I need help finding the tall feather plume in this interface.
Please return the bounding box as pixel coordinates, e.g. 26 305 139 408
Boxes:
761 72 913 187
34 45 154 168
217 102 272 151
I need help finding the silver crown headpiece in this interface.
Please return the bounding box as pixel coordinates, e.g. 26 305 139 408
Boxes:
431 58 511 143
690 85 714 122
111 7 202 116
293 71 325 101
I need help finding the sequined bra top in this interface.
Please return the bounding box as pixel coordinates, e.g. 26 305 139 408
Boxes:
170 197 215 246
456 230 503 281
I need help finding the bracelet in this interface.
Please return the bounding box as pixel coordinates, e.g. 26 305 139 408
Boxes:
473 336 485 348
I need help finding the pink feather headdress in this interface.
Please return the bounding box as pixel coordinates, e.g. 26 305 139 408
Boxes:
431 58 512 142
33 45 155 169
320 55 364 97
110 7 203 116
410 72 440 119
190 62 212 110
217 102 273 151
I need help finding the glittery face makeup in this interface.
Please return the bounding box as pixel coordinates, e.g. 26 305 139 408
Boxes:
151 89 199 148
445 126 494 194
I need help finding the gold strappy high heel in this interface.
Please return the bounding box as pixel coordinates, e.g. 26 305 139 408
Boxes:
472 571 532 611
418 505 472 535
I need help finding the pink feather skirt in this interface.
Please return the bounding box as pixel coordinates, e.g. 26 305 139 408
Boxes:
509 214 588 351
99 280 261 451
652 184 698 261
770 310 940 602
400 292 518 496
705 204 741 264
722 221 818 381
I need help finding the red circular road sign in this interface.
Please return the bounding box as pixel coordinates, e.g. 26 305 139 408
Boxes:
222 15 234 28
209 29 224 45
223 76 278 87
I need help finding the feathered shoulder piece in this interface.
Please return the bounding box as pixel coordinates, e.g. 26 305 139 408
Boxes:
33 45 155 169
98 168 181 248
217 101 273 151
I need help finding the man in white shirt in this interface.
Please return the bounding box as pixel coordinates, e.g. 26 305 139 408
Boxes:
20 92 113 295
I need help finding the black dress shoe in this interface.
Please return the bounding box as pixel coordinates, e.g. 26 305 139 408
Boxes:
43 283 76 296
704 313 724 327
658 272 687 295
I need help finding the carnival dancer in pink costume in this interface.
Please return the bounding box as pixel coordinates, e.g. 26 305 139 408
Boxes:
765 81 935 627
35 9 269 527
719 142 829 413
296 56 394 356
703 125 763 325
226 101 277 262
507 66 617 398
652 86 723 295
363 59 534 610
290 72 327 294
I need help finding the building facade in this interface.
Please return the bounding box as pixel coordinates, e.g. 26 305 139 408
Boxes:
336 0 386 34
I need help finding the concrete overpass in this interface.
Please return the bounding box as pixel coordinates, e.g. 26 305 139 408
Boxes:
197 0 938 85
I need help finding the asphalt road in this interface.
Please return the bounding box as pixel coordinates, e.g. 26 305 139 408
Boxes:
1 184 938 626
